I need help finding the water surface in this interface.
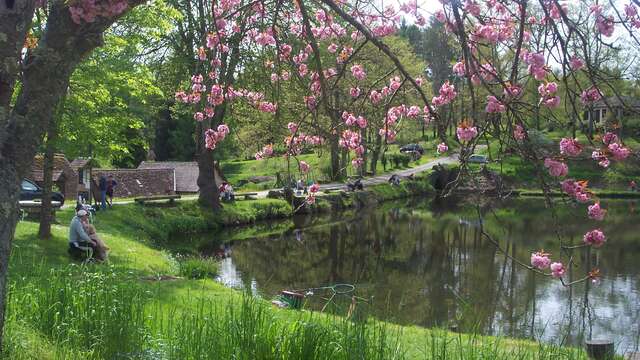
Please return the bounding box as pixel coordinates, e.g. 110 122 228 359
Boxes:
202 197 640 353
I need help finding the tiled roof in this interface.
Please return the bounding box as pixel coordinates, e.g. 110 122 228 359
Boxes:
30 154 73 182
592 96 640 109
138 161 226 193
93 168 175 197
70 158 90 170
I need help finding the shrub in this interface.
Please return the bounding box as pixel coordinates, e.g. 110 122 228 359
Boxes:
178 257 219 279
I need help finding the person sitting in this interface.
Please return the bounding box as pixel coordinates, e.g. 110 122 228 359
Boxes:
81 216 109 261
347 178 363 191
295 179 305 196
218 182 235 202
389 174 401 186
68 210 96 260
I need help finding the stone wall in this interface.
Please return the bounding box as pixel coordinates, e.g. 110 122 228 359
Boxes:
92 168 175 198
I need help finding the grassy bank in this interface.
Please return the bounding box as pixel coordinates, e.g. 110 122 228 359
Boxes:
4 197 601 359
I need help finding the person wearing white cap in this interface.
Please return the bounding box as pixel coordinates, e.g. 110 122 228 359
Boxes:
68 209 96 259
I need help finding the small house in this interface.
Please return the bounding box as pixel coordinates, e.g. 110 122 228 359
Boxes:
30 153 79 201
586 96 640 124
70 158 92 202
137 161 226 193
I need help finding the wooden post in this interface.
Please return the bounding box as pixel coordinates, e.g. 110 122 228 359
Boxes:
585 339 614 360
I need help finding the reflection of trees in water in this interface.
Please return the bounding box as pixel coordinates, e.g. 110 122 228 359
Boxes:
225 199 640 350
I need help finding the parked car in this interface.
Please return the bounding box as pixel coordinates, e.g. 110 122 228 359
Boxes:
468 154 488 164
399 143 424 155
20 179 65 205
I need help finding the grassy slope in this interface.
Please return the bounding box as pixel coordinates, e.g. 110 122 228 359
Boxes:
6 199 596 359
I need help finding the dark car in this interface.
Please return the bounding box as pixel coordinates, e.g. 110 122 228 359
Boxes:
20 179 65 205
468 154 488 164
399 143 424 155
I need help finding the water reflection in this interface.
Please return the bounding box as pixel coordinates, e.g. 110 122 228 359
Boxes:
210 198 640 353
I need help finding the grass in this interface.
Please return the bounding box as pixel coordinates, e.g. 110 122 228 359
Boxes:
177 256 219 279
4 196 606 359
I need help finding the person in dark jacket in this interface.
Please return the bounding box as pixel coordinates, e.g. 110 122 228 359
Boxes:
98 176 107 210
106 175 117 207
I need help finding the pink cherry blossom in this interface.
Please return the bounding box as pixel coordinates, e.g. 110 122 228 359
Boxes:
531 251 551 270
287 122 298 134
457 124 478 142
559 138 582 156
625 3 638 18
584 229 606 247
608 143 631 161
437 142 448 154
350 64 367 81
580 86 603 104
350 87 361 98
513 125 526 140
602 132 619 145
592 150 610 168
306 194 316 205
596 15 615 37
299 161 310 173
550 262 566 278
432 81 457 107
485 95 506 113
351 157 364 168
544 158 568 177
569 56 585 71
588 202 607 221
309 183 320 193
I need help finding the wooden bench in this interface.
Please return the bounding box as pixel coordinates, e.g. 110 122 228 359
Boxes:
235 192 258 200
323 187 343 193
19 200 62 220
134 195 181 205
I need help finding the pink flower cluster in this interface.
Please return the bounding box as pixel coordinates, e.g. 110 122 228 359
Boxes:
204 124 230 150
299 161 310 173
523 51 548 81
588 202 607 221
342 111 367 129
339 130 362 150
254 144 274 160
624 4 640 28
544 158 568 177
350 64 367 81
530 251 551 270
432 81 457 107
538 82 560 108
531 251 565 278
550 262 566 278
592 132 631 167
569 56 585 71
595 14 615 37
583 229 606 247
559 138 582 157
437 142 448 154
580 86 602 105
69 0 128 24
485 95 506 113
513 124 526 140
561 179 591 202
456 123 478 142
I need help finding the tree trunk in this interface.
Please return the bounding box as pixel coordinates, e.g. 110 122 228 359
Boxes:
0 0 145 348
39 99 63 239
0 162 20 349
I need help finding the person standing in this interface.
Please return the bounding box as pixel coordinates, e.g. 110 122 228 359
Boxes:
106 175 117 207
98 175 107 210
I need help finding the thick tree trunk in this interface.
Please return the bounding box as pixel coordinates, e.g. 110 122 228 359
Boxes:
0 163 20 348
38 109 60 239
0 0 145 349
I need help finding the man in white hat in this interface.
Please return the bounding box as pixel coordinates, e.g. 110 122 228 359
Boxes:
68 209 96 259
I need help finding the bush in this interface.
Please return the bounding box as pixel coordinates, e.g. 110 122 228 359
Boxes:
178 257 219 279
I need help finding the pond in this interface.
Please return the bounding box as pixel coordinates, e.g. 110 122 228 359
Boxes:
201 197 640 354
